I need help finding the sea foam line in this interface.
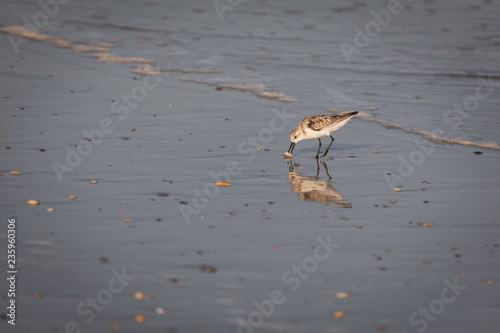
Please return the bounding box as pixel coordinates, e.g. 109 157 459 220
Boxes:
356 112 500 150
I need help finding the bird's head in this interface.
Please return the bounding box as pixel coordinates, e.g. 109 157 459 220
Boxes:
289 127 305 144
288 127 304 155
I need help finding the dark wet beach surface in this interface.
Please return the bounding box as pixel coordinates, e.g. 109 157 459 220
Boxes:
1 0 500 332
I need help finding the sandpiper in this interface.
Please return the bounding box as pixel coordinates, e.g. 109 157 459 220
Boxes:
287 111 358 158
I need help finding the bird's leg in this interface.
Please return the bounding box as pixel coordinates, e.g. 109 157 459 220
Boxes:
315 158 320 178
321 160 332 180
315 138 322 159
320 136 335 158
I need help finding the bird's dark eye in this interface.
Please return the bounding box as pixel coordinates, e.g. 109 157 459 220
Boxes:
294 136 297 139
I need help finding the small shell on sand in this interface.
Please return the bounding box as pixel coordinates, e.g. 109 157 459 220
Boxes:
283 152 293 159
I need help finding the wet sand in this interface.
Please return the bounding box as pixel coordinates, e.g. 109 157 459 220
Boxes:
1 0 500 332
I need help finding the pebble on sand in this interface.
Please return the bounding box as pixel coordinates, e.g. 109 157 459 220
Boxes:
135 315 146 323
134 291 145 301
216 181 231 186
336 292 349 299
47 207 54 212
27 199 40 206
333 311 345 319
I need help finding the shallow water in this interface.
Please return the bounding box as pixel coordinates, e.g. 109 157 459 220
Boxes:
1 0 500 332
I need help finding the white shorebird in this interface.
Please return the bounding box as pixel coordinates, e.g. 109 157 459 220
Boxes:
287 111 358 158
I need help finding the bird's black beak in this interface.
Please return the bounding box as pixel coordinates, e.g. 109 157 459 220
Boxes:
288 142 295 154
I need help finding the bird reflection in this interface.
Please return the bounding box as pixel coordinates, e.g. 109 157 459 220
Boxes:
287 159 352 208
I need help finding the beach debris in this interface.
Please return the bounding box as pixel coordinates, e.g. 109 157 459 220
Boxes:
46 208 54 212
216 181 231 186
424 223 433 227
9 170 21 175
68 195 77 199
122 218 133 223
200 265 217 273
473 151 483 155
373 150 379 154
99 257 109 264
393 188 401 192
155 307 165 315
27 199 40 206
90 179 98 184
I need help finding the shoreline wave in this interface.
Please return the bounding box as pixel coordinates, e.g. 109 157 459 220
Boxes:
356 112 500 150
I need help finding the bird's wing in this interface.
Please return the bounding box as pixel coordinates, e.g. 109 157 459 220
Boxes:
306 115 340 131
